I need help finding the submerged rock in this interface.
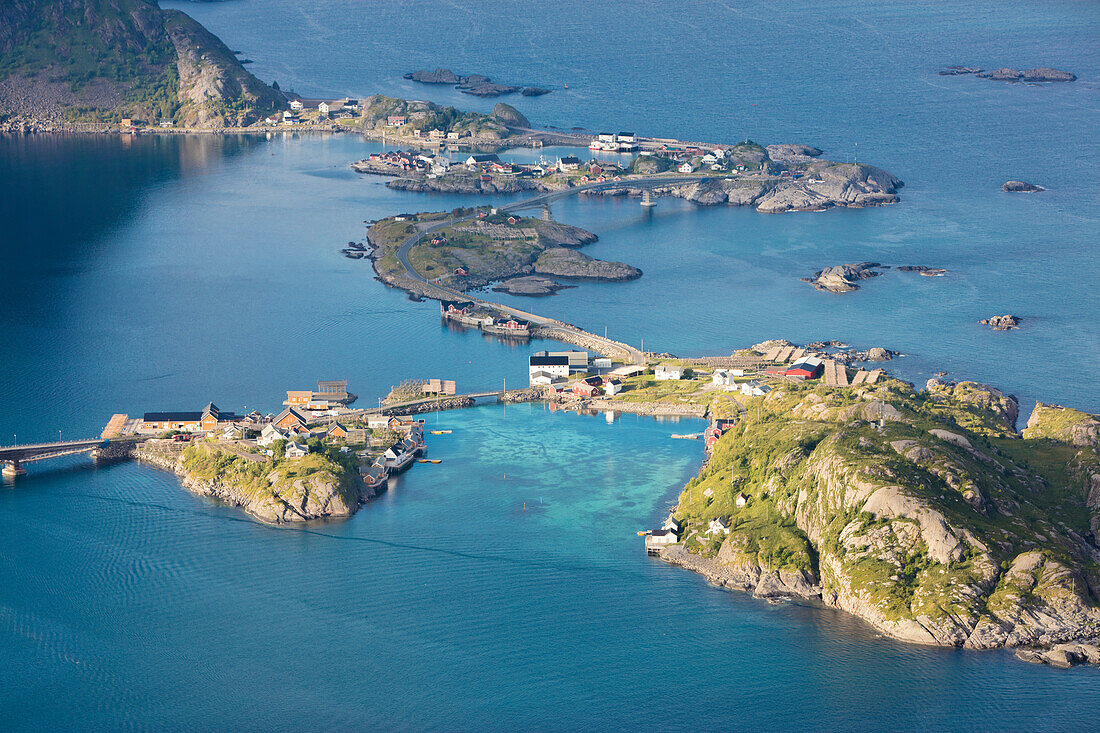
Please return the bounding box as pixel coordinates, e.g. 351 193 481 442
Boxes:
978 67 1076 82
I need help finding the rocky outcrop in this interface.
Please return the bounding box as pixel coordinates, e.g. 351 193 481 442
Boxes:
135 441 361 524
533 218 599 247
765 144 823 165
1024 404 1100 448
941 67 1076 83
403 68 540 98
492 275 569 297
979 314 1021 330
979 67 1076 83
804 263 885 293
533 248 641 281
1002 180 1044 193
491 102 529 128
662 374 1100 664
163 10 284 127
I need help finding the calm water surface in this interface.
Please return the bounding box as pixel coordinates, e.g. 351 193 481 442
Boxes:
2 0 1099 728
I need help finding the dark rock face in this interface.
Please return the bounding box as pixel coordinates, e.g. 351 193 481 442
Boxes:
521 87 550 96
1002 180 1044 193
979 315 1021 331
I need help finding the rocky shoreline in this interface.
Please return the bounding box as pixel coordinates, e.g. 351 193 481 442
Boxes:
386 160 903 215
135 442 365 524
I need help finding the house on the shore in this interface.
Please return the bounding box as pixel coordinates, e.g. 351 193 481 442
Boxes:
662 516 682 534
645 529 679 551
140 402 237 434
557 155 582 172
573 377 602 397
529 354 570 381
318 102 331 118
465 153 501 166
603 378 623 396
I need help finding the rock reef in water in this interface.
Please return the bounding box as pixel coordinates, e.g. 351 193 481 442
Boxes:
804 263 886 293
403 68 546 98
939 66 1076 82
1002 180 1044 193
979 315 1021 330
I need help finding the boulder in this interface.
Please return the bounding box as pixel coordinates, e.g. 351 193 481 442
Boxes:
805 263 885 293
404 68 461 84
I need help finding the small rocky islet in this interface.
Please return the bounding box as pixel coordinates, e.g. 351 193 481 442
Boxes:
803 263 947 293
404 68 550 98
939 66 1077 82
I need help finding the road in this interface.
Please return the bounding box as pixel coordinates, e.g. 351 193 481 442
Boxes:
391 173 731 363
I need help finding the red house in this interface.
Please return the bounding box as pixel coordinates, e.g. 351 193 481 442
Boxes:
704 425 724 449
573 382 602 397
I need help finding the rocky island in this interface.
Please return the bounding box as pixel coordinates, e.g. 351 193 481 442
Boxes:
939 66 1077 82
404 68 550 98
1002 180 1044 193
651 372 1100 666
804 263 947 293
361 209 639 299
136 440 362 524
980 315 1022 331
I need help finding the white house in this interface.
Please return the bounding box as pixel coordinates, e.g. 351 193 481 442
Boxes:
662 516 682 534
740 381 771 397
618 132 636 144
597 132 617 143
645 529 678 550
556 156 582 172
702 153 718 164
735 492 748 508
318 101 331 117
289 100 303 111
593 357 612 369
712 369 737 389
603 378 623 396
285 441 308 459
529 370 562 387
708 517 731 535
258 424 288 447
529 354 570 381
678 162 694 173
654 364 684 381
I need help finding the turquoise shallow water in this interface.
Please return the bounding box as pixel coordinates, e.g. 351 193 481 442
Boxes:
2 0 1100 728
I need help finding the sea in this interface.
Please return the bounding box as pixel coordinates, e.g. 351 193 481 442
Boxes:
1 0 1098 729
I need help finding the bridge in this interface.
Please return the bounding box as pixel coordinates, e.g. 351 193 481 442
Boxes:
0 438 108 477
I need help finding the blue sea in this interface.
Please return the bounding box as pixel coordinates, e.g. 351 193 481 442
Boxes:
2 0 1099 729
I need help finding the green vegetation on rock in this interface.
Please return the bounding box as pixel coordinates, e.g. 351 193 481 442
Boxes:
668 376 1100 651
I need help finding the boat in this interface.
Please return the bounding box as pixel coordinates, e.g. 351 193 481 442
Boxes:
670 433 701 440
430 429 452 435
417 458 442 464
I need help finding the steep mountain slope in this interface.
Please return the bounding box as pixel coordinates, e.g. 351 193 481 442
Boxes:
0 0 284 128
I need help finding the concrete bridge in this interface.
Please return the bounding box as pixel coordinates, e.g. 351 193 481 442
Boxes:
0 438 107 477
